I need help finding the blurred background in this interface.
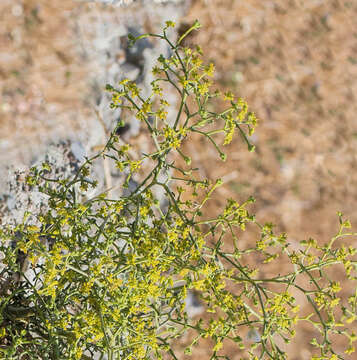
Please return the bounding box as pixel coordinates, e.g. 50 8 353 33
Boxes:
1 0 356 358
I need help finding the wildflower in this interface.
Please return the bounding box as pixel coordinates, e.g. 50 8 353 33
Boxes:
152 66 161 76
165 20 175 28
141 101 152 114
140 206 149 217
204 63 215 77
157 108 167 120
213 340 223 352
152 83 163 95
330 281 342 293
224 91 234 101
191 55 203 68
197 80 211 96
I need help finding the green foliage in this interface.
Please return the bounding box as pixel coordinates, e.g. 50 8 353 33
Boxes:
0 21 356 360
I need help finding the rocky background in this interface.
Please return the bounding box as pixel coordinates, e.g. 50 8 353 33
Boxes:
0 0 187 220
1 0 357 359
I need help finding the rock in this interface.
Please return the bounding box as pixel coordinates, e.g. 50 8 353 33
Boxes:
122 27 153 70
71 141 87 164
185 290 204 318
122 178 139 196
120 62 140 81
247 327 261 343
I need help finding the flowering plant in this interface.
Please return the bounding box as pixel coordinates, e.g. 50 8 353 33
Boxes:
0 21 356 360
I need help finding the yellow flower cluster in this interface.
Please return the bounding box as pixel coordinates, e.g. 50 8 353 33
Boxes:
2 21 356 360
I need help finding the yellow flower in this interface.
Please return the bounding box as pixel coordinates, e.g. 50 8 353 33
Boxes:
74 347 83 360
213 340 223 352
160 99 169 106
152 83 163 95
119 78 130 85
141 101 151 114
140 206 149 217
129 160 142 172
156 108 167 120
345 345 355 355
192 279 206 291
179 77 189 87
197 80 211 96
191 55 203 68
165 20 175 28
224 91 234 101
152 66 161 76
330 281 341 293
205 63 215 77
